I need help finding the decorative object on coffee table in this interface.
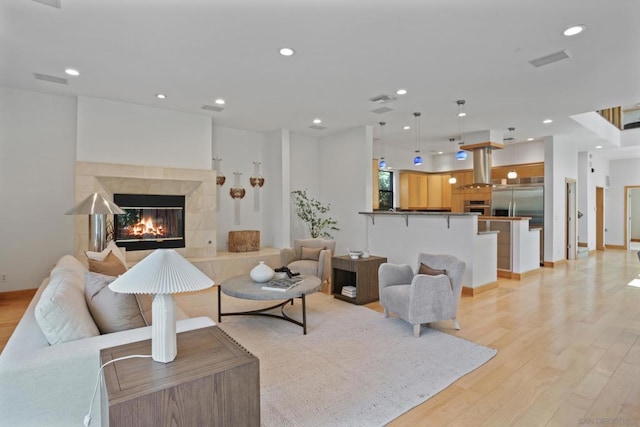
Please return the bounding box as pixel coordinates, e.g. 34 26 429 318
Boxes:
249 161 264 211
228 230 260 252
109 249 214 362
250 261 274 283
229 171 245 225
65 192 125 252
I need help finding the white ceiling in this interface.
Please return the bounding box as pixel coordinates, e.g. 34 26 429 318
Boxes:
2 0 639 157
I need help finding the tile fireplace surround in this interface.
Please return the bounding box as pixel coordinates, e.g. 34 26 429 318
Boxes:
74 161 216 262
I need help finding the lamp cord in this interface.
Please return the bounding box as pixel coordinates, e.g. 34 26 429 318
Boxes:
84 354 152 427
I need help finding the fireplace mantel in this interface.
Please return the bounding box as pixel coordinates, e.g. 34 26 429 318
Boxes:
74 161 216 262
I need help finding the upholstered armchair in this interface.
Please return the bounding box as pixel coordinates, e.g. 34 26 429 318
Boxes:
378 253 465 337
280 238 336 284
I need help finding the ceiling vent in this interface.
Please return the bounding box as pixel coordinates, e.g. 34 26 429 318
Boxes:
32 0 61 8
371 106 394 114
528 50 571 68
33 73 67 85
201 105 224 112
369 94 397 104
309 125 326 130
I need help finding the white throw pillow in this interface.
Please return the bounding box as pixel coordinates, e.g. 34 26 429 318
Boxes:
84 271 146 333
35 260 100 345
85 241 127 269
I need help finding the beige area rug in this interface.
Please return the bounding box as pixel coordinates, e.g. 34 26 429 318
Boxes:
176 290 497 427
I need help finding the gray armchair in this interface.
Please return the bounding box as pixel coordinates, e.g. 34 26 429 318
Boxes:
378 253 465 337
280 238 336 284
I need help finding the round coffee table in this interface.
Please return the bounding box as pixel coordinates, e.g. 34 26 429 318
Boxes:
217 274 321 334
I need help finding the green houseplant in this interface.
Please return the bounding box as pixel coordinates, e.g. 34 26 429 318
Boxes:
291 190 339 238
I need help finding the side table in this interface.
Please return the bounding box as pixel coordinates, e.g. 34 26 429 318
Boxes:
100 326 260 427
331 255 387 305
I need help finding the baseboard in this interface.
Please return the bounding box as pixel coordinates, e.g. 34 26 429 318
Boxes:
462 281 498 296
631 238 640 243
496 268 541 280
497 269 511 278
605 245 626 250
543 259 568 268
578 242 588 247
0 288 37 301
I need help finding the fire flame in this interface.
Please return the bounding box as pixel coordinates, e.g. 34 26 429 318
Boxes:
125 217 167 238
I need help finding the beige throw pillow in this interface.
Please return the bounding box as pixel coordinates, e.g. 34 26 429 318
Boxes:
418 263 446 276
301 246 323 261
84 271 147 334
85 241 127 269
88 252 127 276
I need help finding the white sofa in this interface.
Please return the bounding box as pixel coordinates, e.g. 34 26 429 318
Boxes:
0 255 215 427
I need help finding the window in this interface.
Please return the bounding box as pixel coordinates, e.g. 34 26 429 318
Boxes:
378 170 393 210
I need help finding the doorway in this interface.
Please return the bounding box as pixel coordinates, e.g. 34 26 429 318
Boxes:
566 179 577 260
625 186 640 251
596 186 605 250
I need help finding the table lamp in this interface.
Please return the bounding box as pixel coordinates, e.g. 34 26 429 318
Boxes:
109 249 214 363
65 192 125 252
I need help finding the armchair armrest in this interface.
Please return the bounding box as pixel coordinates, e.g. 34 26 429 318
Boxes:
378 263 414 290
317 249 333 282
280 247 296 266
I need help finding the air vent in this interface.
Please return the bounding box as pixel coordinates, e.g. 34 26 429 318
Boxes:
32 0 61 8
369 94 397 104
201 105 224 112
371 106 394 114
33 73 67 85
309 125 326 130
528 50 571 68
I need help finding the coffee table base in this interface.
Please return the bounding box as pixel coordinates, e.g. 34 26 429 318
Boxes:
217 286 309 334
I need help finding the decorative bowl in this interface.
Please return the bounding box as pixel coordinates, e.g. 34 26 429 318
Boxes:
348 250 362 260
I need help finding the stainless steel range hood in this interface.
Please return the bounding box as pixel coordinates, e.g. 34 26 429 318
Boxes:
457 141 504 189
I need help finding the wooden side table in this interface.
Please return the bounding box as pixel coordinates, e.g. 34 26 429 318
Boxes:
100 326 260 427
331 255 387 305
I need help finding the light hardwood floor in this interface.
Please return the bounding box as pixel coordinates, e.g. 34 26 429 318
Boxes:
2 250 639 426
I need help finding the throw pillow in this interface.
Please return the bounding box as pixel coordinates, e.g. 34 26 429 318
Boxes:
88 251 127 276
84 271 147 334
418 263 446 276
85 241 127 270
301 246 323 261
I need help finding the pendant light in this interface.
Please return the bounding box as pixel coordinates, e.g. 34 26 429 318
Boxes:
413 112 422 166
506 127 518 179
378 121 387 169
456 100 468 160
448 138 457 184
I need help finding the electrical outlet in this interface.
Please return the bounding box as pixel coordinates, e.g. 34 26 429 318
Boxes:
0 274 6 283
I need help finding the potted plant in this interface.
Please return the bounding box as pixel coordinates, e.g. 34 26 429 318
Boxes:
291 190 339 238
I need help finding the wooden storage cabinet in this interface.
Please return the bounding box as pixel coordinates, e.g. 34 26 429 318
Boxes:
100 326 260 427
331 255 387 305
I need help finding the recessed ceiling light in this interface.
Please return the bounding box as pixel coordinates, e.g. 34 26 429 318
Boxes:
64 68 79 76
595 145 603 149
279 47 295 56
214 98 225 105
403 126 411 130
396 89 407 95
156 94 166 99
437 151 443 155
527 137 534 141
457 112 467 117
543 119 553 124
563 25 586 36
313 118 322 124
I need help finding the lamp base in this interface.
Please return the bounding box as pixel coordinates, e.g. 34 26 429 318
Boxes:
151 294 177 363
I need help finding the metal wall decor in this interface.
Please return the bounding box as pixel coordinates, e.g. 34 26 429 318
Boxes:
249 161 264 211
229 172 245 225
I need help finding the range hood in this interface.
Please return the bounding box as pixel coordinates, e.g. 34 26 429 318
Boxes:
457 142 504 189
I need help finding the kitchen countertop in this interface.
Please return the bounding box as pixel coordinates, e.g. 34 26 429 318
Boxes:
478 216 532 221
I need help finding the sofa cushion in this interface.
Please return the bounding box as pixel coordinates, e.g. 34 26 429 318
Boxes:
301 246 323 261
288 259 319 277
88 251 127 276
85 240 127 268
35 258 100 345
418 263 446 276
84 271 147 333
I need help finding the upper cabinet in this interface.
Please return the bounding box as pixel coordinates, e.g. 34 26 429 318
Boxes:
399 172 452 210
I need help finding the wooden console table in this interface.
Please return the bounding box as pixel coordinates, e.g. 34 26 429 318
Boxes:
331 255 387 305
100 326 260 427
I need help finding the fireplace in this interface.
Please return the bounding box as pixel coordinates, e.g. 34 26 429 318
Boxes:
113 194 185 251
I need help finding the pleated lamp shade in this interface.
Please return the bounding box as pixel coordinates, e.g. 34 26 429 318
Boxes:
109 249 214 363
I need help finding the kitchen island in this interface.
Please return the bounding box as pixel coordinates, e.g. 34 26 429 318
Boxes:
360 211 498 295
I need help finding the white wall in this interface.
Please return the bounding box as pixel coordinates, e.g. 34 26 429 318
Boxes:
319 126 373 255
606 158 640 246
77 96 211 169
0 87 77 291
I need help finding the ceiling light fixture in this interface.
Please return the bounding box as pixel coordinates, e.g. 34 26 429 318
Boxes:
64 68 79 76
279 47 295 56
527 137 534 141
396 89 407 95
214 98 225 105
156 94 166 99
543 119 553 124
403 126 411 130
595 145 603 149
313 118 322 124
456 100 468 160
448 138 457 184
563 25 586 36
413 112 423 166
378 121 387 169
506 127 518 180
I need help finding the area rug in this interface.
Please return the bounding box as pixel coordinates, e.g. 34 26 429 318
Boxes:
196 292 497 427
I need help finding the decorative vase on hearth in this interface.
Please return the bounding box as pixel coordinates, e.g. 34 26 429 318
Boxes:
250 261 274 283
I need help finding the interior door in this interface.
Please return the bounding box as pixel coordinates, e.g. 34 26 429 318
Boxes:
596 186 604 250
566 180 577 260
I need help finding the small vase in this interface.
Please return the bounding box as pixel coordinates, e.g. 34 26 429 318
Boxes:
250 261 274 283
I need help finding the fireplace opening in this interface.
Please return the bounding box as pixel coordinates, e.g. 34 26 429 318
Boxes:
113 194 185 251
